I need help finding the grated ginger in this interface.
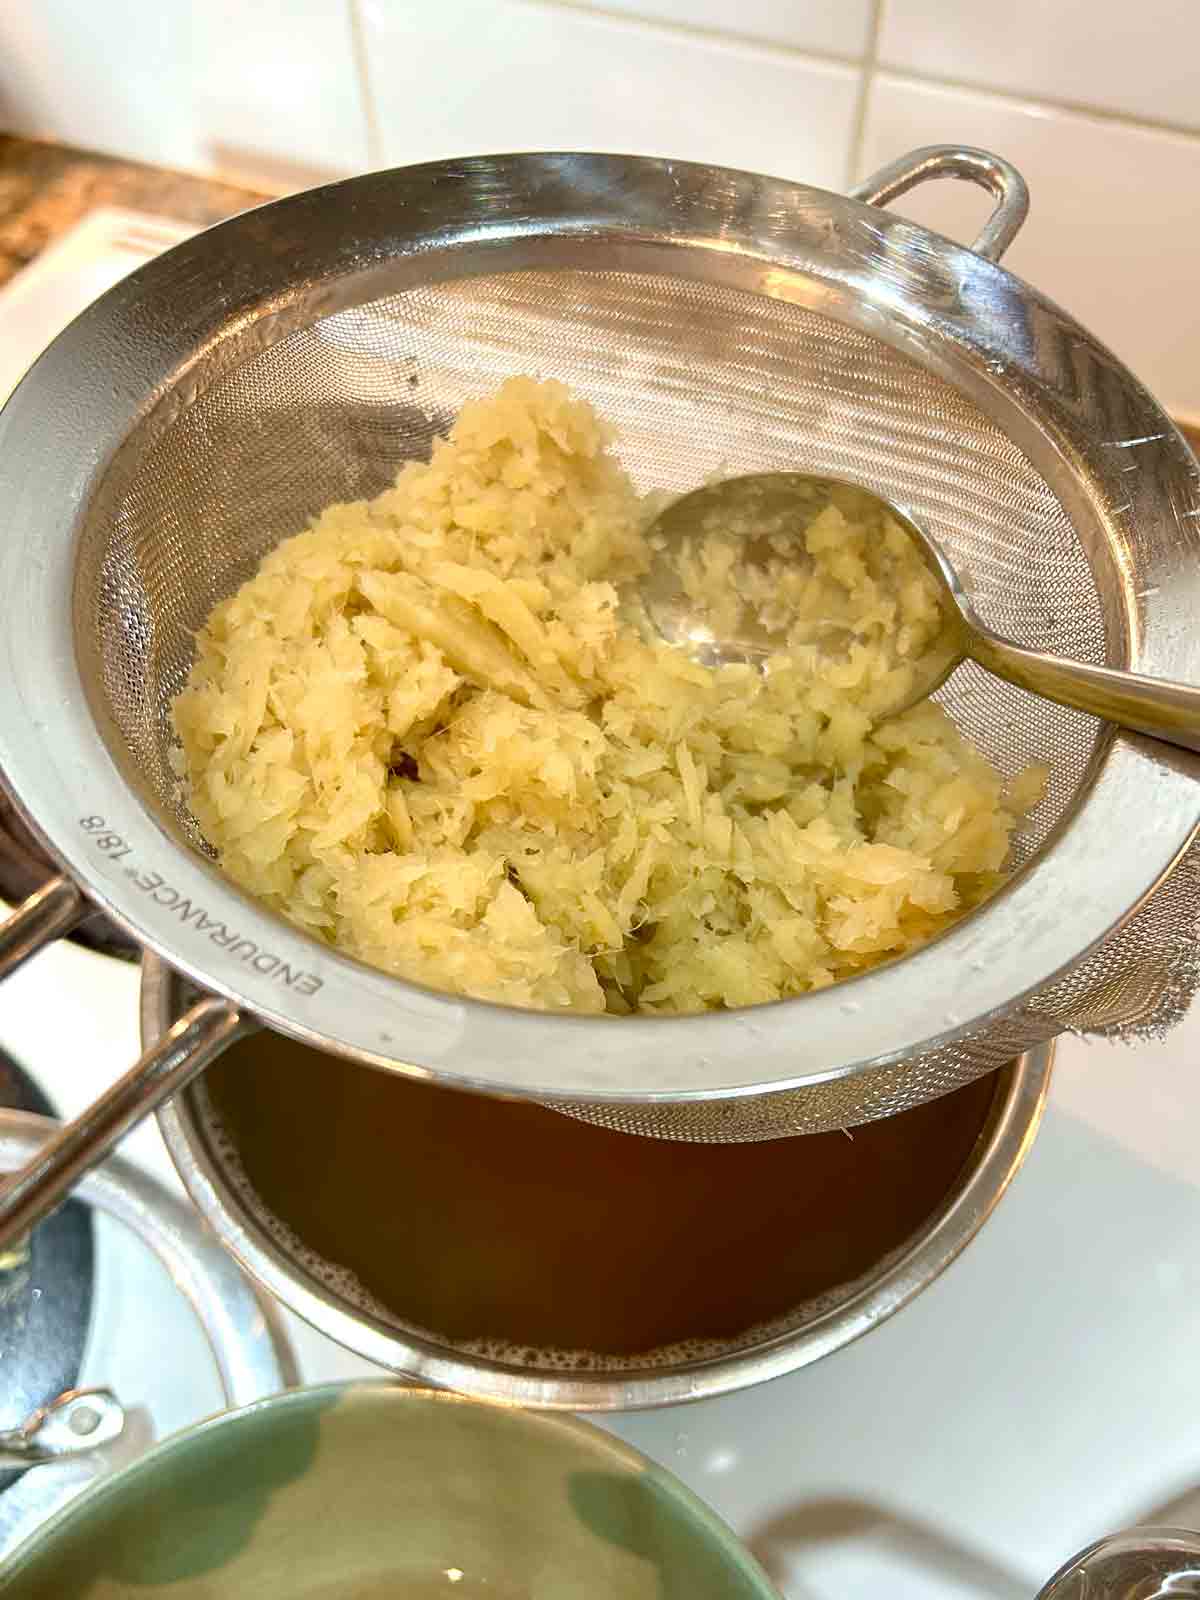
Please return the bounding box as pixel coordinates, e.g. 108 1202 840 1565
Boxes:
171 377 1046 1014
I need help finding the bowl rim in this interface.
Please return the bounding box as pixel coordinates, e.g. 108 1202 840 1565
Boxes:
0 1379 783 1594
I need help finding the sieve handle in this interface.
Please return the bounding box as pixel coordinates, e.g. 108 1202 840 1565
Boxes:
970 627 1200 754
850 144 1029 262
0 995 247 1251
0 876 87 982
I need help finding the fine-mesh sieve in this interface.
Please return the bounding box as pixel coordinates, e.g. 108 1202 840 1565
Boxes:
0 145 1199 1231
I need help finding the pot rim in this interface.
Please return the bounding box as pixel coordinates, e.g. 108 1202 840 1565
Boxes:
146 953 1052 1412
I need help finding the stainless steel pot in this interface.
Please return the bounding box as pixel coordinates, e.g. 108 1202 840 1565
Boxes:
146 955 1052 1411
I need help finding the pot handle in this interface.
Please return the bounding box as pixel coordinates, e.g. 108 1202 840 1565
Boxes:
0 879 248 1249
849 144 1030 263
0 989 246 1251
0 877 88 980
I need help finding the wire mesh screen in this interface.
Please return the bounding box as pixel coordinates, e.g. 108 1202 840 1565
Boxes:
88 268 1104 844
77 264 1191 1141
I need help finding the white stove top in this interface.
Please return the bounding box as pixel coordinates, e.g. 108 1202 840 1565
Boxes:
3 211 1200 1597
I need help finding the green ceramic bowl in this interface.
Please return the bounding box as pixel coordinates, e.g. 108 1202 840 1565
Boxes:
0 1382 781 1599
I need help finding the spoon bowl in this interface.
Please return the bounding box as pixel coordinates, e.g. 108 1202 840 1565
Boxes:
644 473 1200 753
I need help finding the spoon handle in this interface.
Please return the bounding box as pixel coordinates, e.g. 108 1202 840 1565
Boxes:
970 630 1200 754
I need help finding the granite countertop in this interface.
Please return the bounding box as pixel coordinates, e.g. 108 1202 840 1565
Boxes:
0 133 267 290
0 132 1195 456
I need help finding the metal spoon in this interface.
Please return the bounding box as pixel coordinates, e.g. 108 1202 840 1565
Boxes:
644 473 1200 754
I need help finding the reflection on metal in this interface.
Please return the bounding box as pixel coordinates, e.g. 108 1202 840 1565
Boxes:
0 1388 125 1470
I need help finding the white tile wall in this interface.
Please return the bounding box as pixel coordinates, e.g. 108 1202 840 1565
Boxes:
189 0 369 192
3 0 1200 418
357 0 859 187
0 0 367 190
564 0 874 57
859 73 1200 421
0 0 197 171
878 0 1200 135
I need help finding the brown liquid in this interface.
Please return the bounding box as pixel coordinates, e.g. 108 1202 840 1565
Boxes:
205 1037 997 1359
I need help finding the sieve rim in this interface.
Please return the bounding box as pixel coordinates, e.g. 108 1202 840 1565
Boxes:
1 151 1199 1102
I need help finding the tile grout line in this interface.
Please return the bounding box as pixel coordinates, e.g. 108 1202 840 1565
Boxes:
521 0 865 72
532 0 1200 152
847 0 886 189
875 60 1200 147
346 0 384 169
